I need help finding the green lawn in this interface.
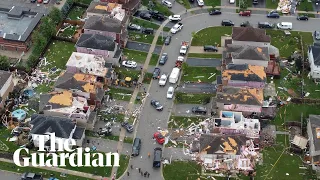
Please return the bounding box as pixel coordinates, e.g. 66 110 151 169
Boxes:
123 49 148 64
265 0 279 9
85 130 120 141
99 113 125 122
177 0 191 9
297 0 314 12
77 0 93 5
0 127 20 153
67 6 86 20
115 68 153 84
129 32 164 45
181 66 220 83
34 82 54 94
124 137 134 144
141 0 173 16
188 53 222 59
131 18 170 32
204 0 221 7
163 161 204 180
149 54 160 66
58 25 77 38
191 27 232 46
175 92 213 104
168 116 206 128
107 87 133 101
116 155 130 178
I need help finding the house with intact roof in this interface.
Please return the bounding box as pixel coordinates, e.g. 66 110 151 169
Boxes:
231 27 271 47
0 70 14 108
39 91 97 130
308 44 320 79
30 114 85 148
307 115 320 171
217 64 266 89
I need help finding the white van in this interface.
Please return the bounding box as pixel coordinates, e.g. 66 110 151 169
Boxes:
169 68 180 84
277 22 292 30
197 0 204 6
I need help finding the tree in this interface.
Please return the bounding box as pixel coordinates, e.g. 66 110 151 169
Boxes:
48 7 62 25
32 33 47 55
39 17 56 40
0 56 9 70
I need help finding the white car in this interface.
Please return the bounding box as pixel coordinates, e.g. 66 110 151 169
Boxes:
43 0 50 3
167 86 174 99
170 23 183 34
168 15 181 21
229 0 235 3
122 61 137 68
158 74 168 86
162 0 172 8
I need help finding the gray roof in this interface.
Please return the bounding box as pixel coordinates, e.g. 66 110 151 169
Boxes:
309 115 320 152
30 114 84 139
216 86 263 106
84 16 122 33
54 72 89 92
0 70 12 91
227 45 269 61
39 92 70 111
232 27 271 43
309 45 320 66
76 34 115 51
88 111 97 124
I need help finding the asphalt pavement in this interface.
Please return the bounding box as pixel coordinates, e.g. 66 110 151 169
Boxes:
0 170 20 180
126 41 163 54
186 58 221 67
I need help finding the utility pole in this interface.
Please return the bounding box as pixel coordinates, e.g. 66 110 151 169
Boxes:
301 112 303 135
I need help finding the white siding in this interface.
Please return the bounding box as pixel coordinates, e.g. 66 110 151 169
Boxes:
308 50 320 79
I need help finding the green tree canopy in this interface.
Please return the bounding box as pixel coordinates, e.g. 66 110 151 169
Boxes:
39 17 56 39
0 56 9 70
48 7 62 25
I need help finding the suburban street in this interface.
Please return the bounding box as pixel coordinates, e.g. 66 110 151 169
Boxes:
125 8 320 180
0 170 20 180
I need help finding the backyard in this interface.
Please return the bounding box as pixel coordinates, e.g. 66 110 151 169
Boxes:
107 87 134 101
168 115 206 128
181 65 220 83
58 25 77 38
175 92 213 104
203 0 221 7
67 6 86 20
191 27 232 46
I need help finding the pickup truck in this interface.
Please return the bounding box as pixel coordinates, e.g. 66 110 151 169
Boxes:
179 41 189 55
158 74 167 86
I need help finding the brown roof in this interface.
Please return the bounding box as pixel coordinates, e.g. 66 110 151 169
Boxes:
217 86 264 106
232 27 271 43
222 64 266 82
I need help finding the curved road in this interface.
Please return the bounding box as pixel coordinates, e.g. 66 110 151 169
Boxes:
125 11 320 180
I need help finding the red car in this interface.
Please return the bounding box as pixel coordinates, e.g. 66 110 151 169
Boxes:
239 10 251 16
154 132 165 144
38 0 43 3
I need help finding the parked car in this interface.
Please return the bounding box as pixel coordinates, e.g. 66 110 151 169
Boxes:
192 106 207 114
30 0 36 2
97 127 112 136
122 61 137 68
204 45 218 52
253 0 258 4
152 68 161 79
158 74 168 86
297 15 308 21
121 121 134 133
167 86 174 99
197 0 204 6
140 12 152 20
240 21 251 27
239 10 251 16
38 0 43 3
43 0 50 3
314 31 320 40
159 53 168 65
131 138 141 156
151 100 164 111
128 23 141 31
276 22 292 30
153 132 165 144
142 28 154 34
164 36 172 45
221 20 234 26
153 147 162 168
267 11 280 18
229 0 235 3
162 0 172 8
21 172 43 180
170 22 183 34
169 15 181 21
209 9 222 15
258 22 274 29
150 11 165 21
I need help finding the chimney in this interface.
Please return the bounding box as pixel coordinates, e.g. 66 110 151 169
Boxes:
222 77 228 86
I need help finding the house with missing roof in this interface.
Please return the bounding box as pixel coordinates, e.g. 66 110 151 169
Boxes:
39 91 97 130
231 27 271 47
0 70 14 108
30 114 85 148
92 0 141 14
217 64 266 89
308 44 320 79
54 72 105 107
83 16 128 48
66 52 116 85
307 115 320 171
86 2 127 21
0 6 42 52
216 86 264 113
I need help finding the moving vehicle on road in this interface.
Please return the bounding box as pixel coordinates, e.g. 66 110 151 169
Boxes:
267 11 280 18
314 31 320 40
170 22 183 34
159 53 168 65
197 0 204 6
122 60 137 68
167 86 174 99
164 36 172 45
240 21 251 27
209 9 222 15
169 15 181 21
21 172 43 180
221 20 234 26
239 10 251 16
297 15 308 21
153 132 165 144
192 106 207 114
132 138 141 156
277 22 292 30
151 100 164 111
140 12 152 20
258 22 274 29
204 45 218 52
128 23 141 31
121 121 134 133
152 68 161 79
153 147 162 168
162 0 172 8
142 28 154 34
158 74 168 86
180 41 189 55
169 67 180 84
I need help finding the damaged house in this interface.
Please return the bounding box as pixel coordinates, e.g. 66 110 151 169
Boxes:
86 2 127 21
54 72 105 108
307 115 320 171
30 114 85 148
216 86 264 113
39 91 97 130
308 43 320 79
99 0 141 14
0 70 14 108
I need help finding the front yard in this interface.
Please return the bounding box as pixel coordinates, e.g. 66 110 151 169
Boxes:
115 67 153 84
168 115 206 128
175 92 213 104
191 27 232 46
129 32 164 45
123 49 160 65
265 0 279 9
163 161 204 180
204 0 221 7
107 87 134 101
181 66 220 83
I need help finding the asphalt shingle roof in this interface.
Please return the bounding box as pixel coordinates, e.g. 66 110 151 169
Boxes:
0 70 11 91
76 34 115 51
84 16 122 33
232 27 271 43
227 45 269 61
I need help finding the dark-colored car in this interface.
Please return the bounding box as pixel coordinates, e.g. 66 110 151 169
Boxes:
267 11 280 18
209 9 222 15
192 106 207 114
121 121 134 133
140 12 152 21
164 36 172 45
150 10 165 21
239 10 251 16
152 68 161 79
204 45 218 52
240 21 251 27
30 0 37 2
221 20 234 26
127 23 141 31
153 147 162 168
314 31 320 40
131 138 141 156
297 15 308 21
253 0 258 4
258 22 274 29
142 28 154 34
21 172 43 180
159 53 168 65
151 100 163 111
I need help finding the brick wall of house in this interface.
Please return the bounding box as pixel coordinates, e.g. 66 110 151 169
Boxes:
0 37 30 52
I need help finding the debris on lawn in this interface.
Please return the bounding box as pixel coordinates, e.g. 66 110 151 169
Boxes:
207 73 216 80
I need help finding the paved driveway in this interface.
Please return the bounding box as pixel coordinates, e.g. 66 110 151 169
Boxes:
178 83 217 93
252 0 266 8
186 58 221 67
173 103 211 116
126 41 163 54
